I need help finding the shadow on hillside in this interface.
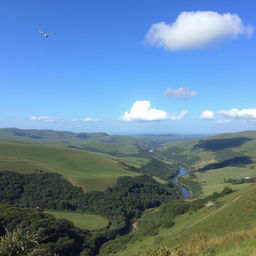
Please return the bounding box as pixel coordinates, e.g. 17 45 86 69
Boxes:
193 137 253 151
198 156 253 172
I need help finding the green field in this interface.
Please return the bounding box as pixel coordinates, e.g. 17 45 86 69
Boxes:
195 166 254 196
111 184 256 256
45 210 108 230
0 141 139 191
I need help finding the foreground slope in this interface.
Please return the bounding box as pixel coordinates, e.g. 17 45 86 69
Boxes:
0 140 138 191
108 184 256 256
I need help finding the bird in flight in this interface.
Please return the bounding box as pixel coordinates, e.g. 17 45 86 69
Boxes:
38 30 54 38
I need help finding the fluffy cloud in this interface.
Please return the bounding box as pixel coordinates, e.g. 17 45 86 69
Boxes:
120 101 187 121
164 87 197 99
72 117 99 122
30 116 58 122
200 110 215 120
219 108 256 120
145 11 253 51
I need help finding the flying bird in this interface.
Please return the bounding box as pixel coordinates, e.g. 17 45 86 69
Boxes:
38 30 54 38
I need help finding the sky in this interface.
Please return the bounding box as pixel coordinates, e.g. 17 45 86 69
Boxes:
1 0 256 134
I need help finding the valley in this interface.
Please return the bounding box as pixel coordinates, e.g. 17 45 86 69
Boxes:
1 128 256 255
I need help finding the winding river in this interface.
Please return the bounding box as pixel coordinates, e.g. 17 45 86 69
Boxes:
172 165 190 199
148 149 191 199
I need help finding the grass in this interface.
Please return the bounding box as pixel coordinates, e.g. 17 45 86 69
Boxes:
0 141 139 191
127 228 256 256
93 152 150 168
45 210 108 230
194 166 255 196
112 184 256 255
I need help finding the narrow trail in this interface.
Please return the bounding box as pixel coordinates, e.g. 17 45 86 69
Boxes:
188 195 242 229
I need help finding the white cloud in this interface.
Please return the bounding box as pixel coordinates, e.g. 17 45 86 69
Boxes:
72 117 99 122
164 87 197 99
30 116 58 122
219 108 256 120
200 110 215 120
120 101 187 121
145 11 253 51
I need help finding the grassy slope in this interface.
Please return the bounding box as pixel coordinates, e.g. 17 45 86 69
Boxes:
158 130 256 169
45 210 108 230
0 140 139 191
0 128 203 156
0 128 147 155
114 184 256 255
157 130 256 196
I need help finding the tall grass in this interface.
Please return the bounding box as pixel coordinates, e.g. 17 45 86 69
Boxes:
0 226 51 256
126 228 256 256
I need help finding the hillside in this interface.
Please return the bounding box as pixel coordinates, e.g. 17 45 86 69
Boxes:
0 140 139 191
103 184 256 256
0 128 202 156
0 128 147 155
157 130 256 196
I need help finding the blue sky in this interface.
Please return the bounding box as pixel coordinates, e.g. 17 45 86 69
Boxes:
1 0 256 134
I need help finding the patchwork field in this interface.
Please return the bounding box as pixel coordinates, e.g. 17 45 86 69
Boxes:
45 210 108 230
0 141 139 191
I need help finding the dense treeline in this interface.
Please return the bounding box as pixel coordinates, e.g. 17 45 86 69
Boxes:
138 158 179 180
0 171 84 209
122 158 179 180
177 175 202 198
0 170 179 255
224 177 256 184
100 187 233 255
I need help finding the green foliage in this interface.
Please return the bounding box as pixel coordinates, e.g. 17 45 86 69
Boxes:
138 158 179 180
0 171 84 209
0 205 93 256
177 176 202 198
224 177 256 184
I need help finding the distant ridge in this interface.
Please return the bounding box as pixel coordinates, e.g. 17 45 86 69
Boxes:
0 128 201 155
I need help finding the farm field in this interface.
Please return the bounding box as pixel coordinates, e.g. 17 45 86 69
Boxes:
45 210 108 230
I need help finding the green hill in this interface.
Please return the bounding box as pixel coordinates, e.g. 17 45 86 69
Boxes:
0 128 148 155
157 130 256 196
0 128 202 156
0 140 139 191
103 184 256 256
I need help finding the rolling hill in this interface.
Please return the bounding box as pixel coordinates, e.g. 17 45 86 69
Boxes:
157 130 256 196
0 128 202 156
0 140 139 191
